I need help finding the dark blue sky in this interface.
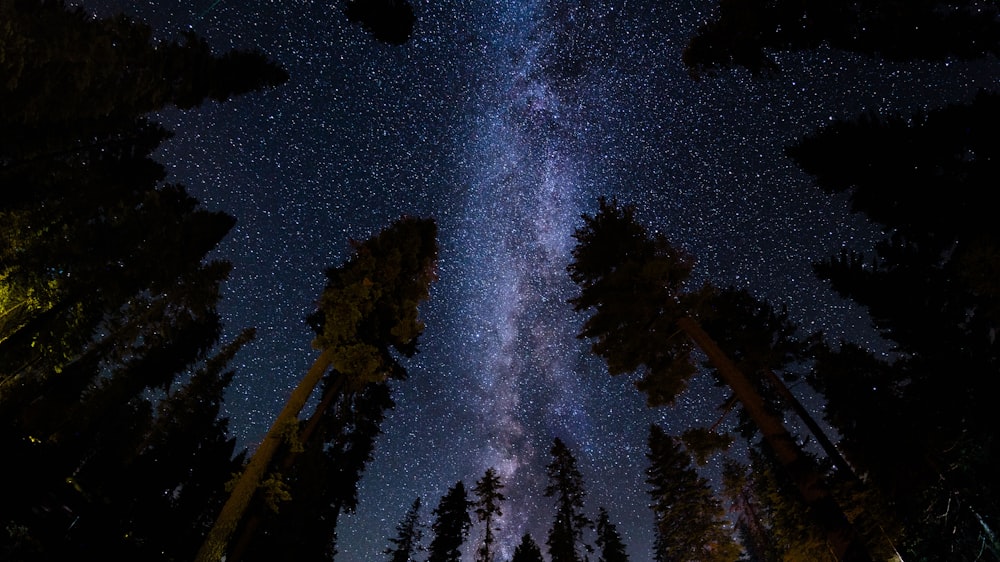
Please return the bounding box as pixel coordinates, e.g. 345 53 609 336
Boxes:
78 0 999 559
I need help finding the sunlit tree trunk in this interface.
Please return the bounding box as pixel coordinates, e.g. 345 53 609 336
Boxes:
194 348 336 562
225 369 351 562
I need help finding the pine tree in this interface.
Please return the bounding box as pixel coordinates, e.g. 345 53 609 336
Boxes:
125 328 256 561
234 381 396 562
721 458 781 562
427 481 473 562
0 0 287 127
386 497 423 562
646 425 740 562
343 0 416 45
0 2 285 557
544 438 591 562
683 0 1000 77
791 93 1000 561
472 467 506 562
594 507 629 562
567 198 872 561
511 533 545 562
196 216 438 562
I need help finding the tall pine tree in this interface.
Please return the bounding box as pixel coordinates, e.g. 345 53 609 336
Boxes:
197 216 438 562
386 497 423 562
647 424 740 562
427 481 473 562
472 467 506 562
595 507 629 562
568 197 873 561
0 1 285 559
544 437 591 562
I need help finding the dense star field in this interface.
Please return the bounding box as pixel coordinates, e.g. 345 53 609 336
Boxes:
68 0 999 559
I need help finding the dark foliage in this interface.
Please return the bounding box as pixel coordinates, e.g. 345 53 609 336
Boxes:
510 533 545 562
647 425 740 562
343 0 416 45
595 507 630 562
544 437 591 562
684 0 1000 77
795 93 1000 561
427 481 473 562
0 1 286 559
385 498 423 562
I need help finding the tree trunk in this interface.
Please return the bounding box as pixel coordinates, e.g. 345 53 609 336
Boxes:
225 372 349 562
760 367 861 484
676 316 872 562
194 347 336 562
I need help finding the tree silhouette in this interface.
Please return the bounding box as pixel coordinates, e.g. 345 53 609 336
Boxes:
683 0 1000 77
386 497 424 562
647 424 740 562
472 467 506 562
232 381 396 562
195 216 438 562
568 197 873 561
0 1 284 558
595 507 629 562
544 437 591 562
343 0 416 45
721 458 782 562
427 481 473 562
788 92 1000 561
511 533 545 562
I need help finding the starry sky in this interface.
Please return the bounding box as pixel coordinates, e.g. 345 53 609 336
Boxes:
77 0 999 559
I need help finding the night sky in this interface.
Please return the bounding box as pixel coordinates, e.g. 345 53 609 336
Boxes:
77 0 999 559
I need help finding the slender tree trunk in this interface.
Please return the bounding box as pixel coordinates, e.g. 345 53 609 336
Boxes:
676 316 872 562
760 367 861 484
194 347 336 562
225 372 349 562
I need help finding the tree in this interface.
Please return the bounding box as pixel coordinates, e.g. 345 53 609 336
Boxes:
343 0 416 45
567 198 873 561
789 93 1000 561
472 467 506 562
647 425 740 562
122 328 256 561
0 2 285 559
427 481 473 562
233 381 397 562
545 437 591 562
386 497 423 562
682 0 1000 77
196 215 438 562
721 458 782 562
511 533 545 562
595 507 629 562
0 0 287 127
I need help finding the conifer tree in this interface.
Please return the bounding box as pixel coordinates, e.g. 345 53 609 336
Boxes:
790 93 1000 561
197 216 438 562
595 507 629 562
568 198 872 561
472 467 506 562
427 481 473 562
511 533 545 562
386 497 423 562
544 438 591 562
683 0 1000 77
0 1 285 558
721 458 781 562
647 425 740 562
